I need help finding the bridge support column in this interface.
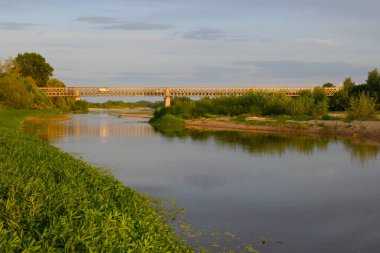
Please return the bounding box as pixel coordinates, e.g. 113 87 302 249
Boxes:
164 96 171 107
74 88 81 101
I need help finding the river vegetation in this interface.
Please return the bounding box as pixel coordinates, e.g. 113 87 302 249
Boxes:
0 109 192 252
0 53 88 112
152 88 329 122
151 70 380 130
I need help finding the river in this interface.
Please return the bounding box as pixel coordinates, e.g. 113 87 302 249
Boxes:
24 111 380 253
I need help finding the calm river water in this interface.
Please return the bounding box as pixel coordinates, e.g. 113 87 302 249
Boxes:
25 111 380 253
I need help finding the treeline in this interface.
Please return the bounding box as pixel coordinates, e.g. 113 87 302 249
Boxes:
88 100 163 109
156 88 328 119
0 52 88 112
150 89 330 134
329 69 380 111
154 70 380 121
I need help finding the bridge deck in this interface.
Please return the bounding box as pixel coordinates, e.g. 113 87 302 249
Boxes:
40 87 341 97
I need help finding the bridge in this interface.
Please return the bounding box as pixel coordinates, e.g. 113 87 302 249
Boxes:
39 87 341 107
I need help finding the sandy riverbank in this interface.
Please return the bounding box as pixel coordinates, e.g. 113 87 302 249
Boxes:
110 113 153 118
186 118 380 147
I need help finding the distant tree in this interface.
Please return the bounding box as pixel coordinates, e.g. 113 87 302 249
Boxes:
343 77 355 90
366 69 380 103
366 69 380 91
15 52 53 87
47 78 66 87
322 83 334 88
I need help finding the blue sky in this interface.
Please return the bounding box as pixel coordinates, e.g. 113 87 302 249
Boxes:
0 0 379 87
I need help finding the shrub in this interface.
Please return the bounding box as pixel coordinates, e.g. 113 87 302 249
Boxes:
262 93 290 115
287 96 314 116
347 93 376 119
0 74 32 109
149 114 185 132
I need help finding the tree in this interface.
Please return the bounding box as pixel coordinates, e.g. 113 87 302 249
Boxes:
343 77 355 90
47 78 66 87
366 69 380 91
322 83 334 88
15 52 54 87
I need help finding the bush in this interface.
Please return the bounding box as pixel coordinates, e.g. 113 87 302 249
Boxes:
262 93 290 115
287 96 314 116
149 114 185 132
347 93 376 119
0 74 32 109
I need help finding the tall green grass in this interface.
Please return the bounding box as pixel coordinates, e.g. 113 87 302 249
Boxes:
0 109 192 252
347 93 377 119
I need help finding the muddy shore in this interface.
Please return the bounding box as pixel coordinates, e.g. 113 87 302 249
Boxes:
185 118 380 147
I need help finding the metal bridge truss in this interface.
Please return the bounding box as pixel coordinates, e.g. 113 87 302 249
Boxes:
40 87 341 97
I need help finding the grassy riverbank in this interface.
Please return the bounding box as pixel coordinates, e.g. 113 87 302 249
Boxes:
0 109 191 252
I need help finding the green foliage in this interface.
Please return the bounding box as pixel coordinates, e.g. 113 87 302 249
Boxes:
0 55 61 110
15 53 54 87
70 100 89 113
152 88 328 122
47 78 66 87
0 74 31 108
0 109 192 252
287 95 314 116
366 69 380 91
262 93 291 115
322 83 334 88
329 89 350 111
347 69 380 105
149 114 185 133
0 74 52 109
347 93 376 119
51 97 68 109
343 77 355 90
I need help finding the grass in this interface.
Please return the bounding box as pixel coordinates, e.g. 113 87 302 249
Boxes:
0 108 192 252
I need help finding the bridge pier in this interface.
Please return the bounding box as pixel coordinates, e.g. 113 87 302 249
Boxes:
74 88 81 101
164 96 171 107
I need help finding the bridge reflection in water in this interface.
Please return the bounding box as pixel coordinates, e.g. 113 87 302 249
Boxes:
24 119 157 141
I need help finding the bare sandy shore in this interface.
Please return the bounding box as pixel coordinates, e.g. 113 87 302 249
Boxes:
186 118 380 147
110 113 153 118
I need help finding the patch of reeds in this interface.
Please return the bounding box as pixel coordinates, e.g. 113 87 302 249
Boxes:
347 93 377 119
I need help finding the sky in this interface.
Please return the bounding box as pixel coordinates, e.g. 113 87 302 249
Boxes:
1 0 379 87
